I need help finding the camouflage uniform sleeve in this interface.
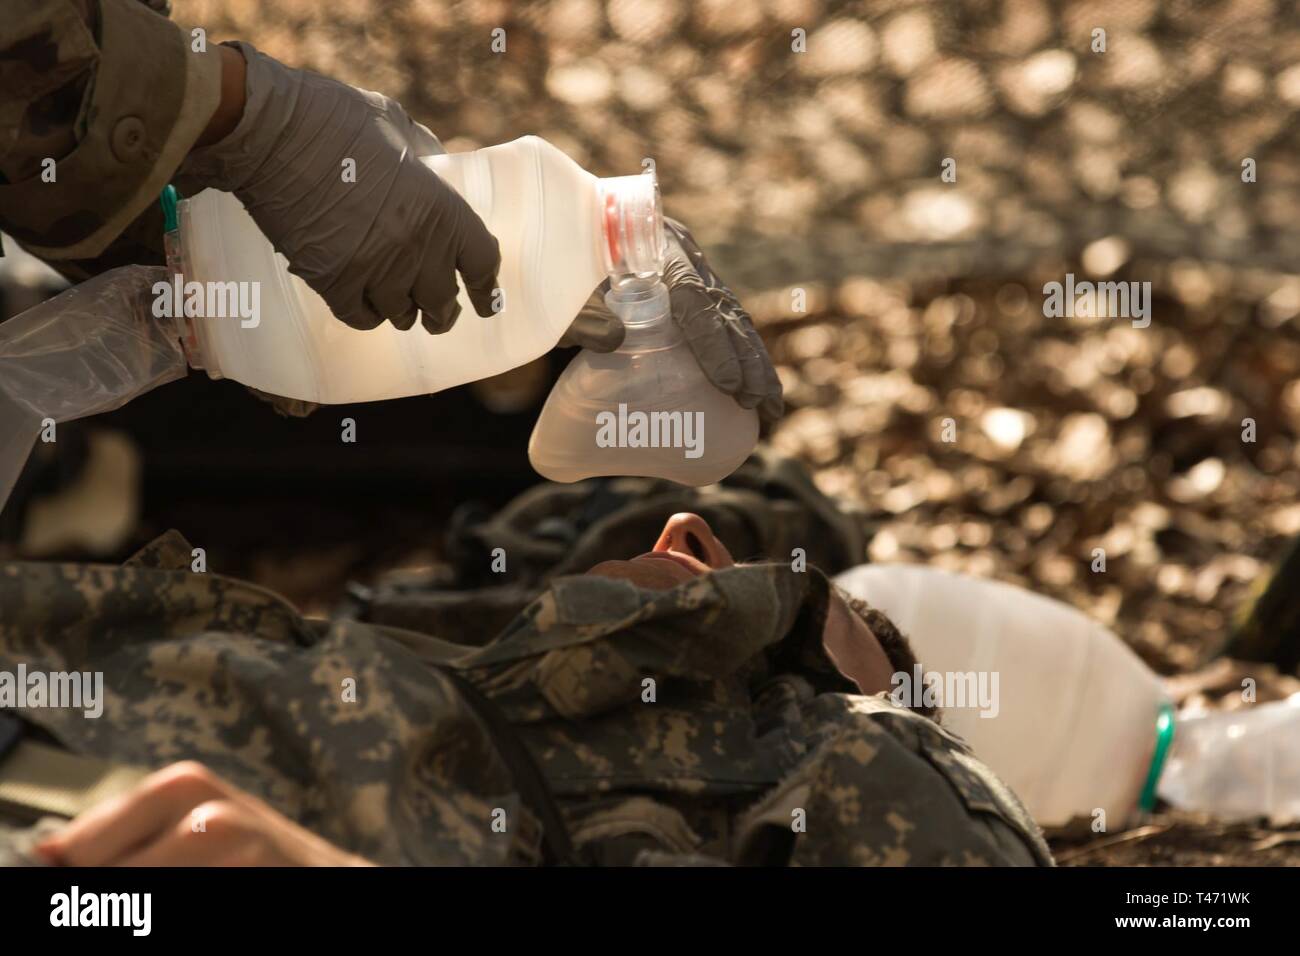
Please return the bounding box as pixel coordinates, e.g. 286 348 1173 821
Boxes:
0 0 222 259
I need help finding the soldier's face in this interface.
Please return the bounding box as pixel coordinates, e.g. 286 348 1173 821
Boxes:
586 512 895 695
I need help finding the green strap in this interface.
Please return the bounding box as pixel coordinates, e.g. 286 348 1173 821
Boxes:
1138 701 1176 814
438 668 585 867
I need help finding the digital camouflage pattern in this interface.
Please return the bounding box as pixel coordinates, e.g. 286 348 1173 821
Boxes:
0 531 541 866
0 0 220 276
0 513 1052 866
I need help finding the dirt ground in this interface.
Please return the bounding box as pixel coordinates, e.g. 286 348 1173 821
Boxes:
1049 812 1300 866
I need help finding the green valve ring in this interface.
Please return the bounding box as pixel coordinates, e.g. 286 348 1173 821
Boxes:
1138 701 1176 815
160 184 180 234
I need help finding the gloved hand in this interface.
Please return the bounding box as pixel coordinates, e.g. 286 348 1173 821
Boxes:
560 217 784 424
176 42 500 334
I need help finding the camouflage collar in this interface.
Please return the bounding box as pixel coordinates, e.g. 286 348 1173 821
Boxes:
466 560 850 696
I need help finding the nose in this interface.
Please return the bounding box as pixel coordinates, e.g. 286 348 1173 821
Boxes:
653 513 735 569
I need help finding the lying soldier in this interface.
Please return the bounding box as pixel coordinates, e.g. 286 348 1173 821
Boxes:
0 511 1051 866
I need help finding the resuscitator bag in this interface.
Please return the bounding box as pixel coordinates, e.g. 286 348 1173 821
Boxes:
834 563 1174 829
181 133 757 485
179 135 664 404
0 265 187 516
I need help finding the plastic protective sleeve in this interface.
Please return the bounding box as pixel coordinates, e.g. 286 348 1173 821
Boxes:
0 265 187 514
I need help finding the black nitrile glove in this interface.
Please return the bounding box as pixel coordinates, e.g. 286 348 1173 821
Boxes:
559 217 784 425
177 42 501 335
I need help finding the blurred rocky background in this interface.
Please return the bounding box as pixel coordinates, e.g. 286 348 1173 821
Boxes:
3 0 1300 863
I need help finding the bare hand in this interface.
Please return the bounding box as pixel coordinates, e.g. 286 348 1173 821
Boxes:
35 761 373 867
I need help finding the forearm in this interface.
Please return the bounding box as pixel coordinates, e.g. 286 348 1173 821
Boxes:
194 44 248 149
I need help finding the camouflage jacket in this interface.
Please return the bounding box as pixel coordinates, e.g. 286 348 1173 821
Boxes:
0 529 1051 866
0 0 221 280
